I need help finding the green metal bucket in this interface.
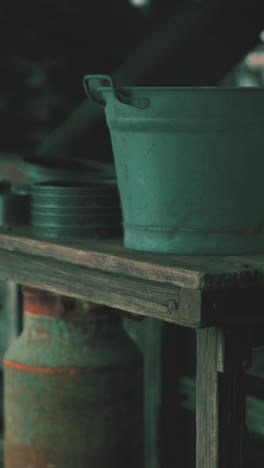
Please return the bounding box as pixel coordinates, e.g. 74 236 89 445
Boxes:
84 75 264 254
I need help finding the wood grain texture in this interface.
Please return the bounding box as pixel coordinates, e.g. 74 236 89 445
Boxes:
196 328 248 468
180 376 264 466
196 328 219 468
0 228 264 327
0 249 191 325
1 227 264 290
0 228 202 289
1 229 264 325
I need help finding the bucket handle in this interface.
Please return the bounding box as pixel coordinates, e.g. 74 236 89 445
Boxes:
83 74 150 110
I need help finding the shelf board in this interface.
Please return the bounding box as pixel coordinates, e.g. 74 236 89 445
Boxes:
0 227 264 327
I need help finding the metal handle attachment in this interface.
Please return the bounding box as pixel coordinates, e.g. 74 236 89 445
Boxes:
83 74 150 110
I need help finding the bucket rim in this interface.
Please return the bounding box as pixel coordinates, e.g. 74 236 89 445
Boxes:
99 86 264 93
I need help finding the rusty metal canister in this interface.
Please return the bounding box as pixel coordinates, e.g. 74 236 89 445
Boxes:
4 287 144 468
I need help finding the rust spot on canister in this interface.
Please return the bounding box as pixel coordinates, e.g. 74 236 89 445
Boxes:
35 328 48 335
4 357 142 375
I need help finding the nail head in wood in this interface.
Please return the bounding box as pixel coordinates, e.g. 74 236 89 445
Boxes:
168 299 178 314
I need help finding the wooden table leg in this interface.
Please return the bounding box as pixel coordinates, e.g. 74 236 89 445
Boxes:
196 327 251 468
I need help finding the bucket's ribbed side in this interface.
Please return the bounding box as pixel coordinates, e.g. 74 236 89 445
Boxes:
103 88 264 254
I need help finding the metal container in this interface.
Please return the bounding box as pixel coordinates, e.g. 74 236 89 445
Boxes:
4 287 144 468
30 181 122 239
84 74 264 254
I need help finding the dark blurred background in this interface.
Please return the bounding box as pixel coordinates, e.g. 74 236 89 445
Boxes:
1 2 264 468
0 0 163 155
0 0 142 153
0 0 264 159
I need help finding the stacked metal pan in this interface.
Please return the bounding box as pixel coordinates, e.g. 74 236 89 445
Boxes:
24 155 122 240
30 180 123 240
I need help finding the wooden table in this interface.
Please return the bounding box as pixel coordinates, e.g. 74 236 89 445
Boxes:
1 227 264 468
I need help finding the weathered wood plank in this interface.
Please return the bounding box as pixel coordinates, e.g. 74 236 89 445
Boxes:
1 229 264 325
196 328 249 468
0 249 197 326
1 227 264 290
1 228 264 325
0 228 203 289
180 375 264 465
196 328 219 468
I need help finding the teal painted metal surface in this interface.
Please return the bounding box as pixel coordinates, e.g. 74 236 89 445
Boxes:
30 181 122 239
84 75 264 254
4 287 144 467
